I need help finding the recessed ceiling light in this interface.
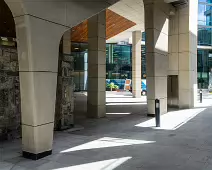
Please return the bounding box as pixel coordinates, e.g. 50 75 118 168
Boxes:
1 37 8 41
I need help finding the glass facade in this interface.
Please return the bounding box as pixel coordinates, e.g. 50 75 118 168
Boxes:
198 0 212 89
72 1 211 91
106 44 131 80
106 44 146 89
71 42 88 92
72 42 146 91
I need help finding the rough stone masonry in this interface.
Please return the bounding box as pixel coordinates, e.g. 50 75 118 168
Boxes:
0 43 75 141
0 46 21 140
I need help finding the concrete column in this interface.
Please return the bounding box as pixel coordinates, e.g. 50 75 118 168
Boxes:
63 31 71 54
168 0 198 108
178 0 198 108
4 0 120 160
15 15 66 159
144 0 170 116
132 31 142 98
87 11 106 118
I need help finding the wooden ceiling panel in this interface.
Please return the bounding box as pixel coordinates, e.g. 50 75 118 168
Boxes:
71 9 136 42
106 9 136 39
71 20 88 43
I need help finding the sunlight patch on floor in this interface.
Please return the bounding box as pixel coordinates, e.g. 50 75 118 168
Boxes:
195 99 212 107
135 108 206 130
106 97 146 103
106 94 133 98
53 157 132 170
106 112 131 115
106 102 147 106
61 137 155 153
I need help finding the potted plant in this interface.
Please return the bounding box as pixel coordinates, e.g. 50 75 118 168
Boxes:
106 83 119 91
114 85 119 91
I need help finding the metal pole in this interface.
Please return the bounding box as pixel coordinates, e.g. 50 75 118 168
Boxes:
155 99 160 127
200 89 203 103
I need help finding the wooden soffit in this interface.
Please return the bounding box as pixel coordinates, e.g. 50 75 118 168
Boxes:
71 9 136 43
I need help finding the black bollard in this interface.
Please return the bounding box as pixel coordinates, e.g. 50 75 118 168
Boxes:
155 99 160 127
200 89 203 103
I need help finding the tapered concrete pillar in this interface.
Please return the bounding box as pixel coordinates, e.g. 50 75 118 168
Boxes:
144 0 171 116
132 31 142 98
87 11 106 118
63 31 72 55
168 0 198 108
4 0 120 160
15 15 66 159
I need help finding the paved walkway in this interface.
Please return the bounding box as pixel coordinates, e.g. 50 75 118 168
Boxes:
1 92 212 169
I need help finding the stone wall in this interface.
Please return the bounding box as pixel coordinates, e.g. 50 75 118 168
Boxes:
55 52 75 130
0 44 75 140
0 46 21 140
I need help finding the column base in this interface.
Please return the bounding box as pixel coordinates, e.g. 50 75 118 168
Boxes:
87 103 106 118
147 114 155 117
147 98 167 115
23 150 52 160
132 90 141 98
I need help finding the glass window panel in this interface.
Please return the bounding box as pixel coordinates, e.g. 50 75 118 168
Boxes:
197 49 212 89
74 72 80 92
141 45 146 79
106 44 110 64
199 0 211 3
74 54 84 71
142 32 146 42
198 27 212 46
198 2 212 26
120 45 131 65
80 43 88 52
79 72 86 91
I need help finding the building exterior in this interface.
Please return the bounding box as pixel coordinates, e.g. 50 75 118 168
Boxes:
72 0 212 92
0 0 198 160
72 42 146 91
198 0 212 89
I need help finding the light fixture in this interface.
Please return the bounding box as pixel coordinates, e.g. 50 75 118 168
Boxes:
1 37 8 41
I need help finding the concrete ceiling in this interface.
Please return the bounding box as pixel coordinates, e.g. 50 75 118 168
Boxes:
107 0 144 43
164 0 179 2
107 0 178 43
